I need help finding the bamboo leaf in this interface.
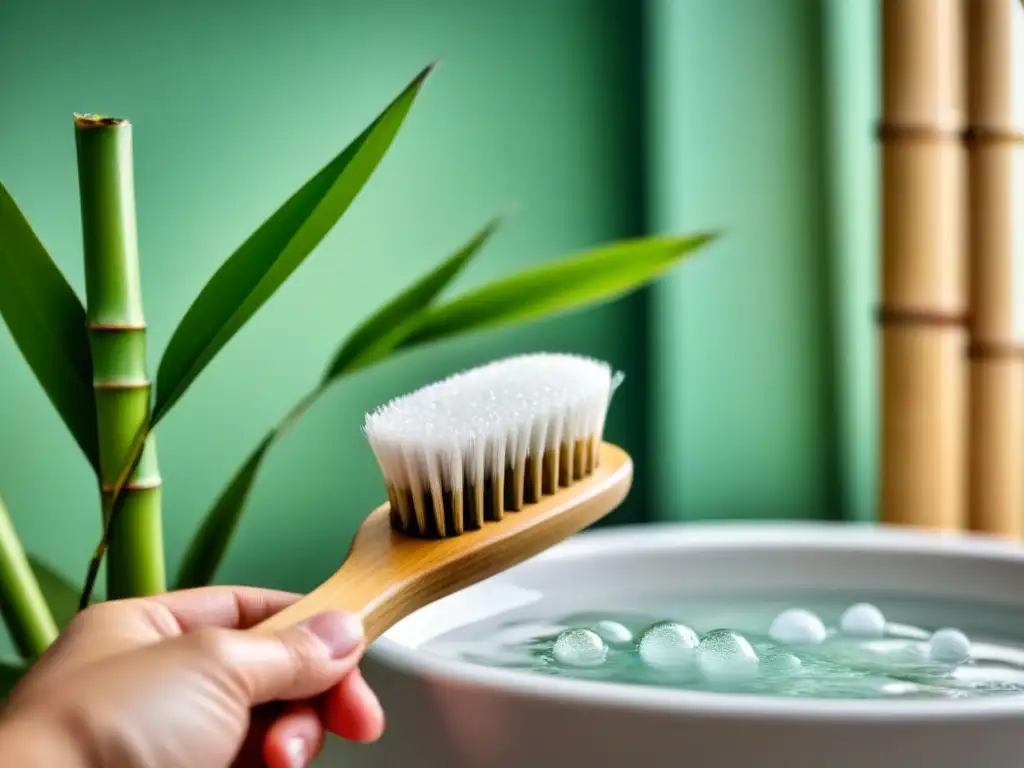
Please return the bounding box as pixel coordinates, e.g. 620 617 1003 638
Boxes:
399 233 719 348
323 216 502 380
0 658 25 700
28 557 82 630
176 219 499 588
175 433 274 590
0 184 99 470
176 231 716 590
153 63 435 424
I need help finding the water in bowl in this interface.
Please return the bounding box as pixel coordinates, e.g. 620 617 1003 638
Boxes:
420 591 1024 700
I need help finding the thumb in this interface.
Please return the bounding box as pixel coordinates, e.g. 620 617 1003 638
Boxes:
186 612 366 705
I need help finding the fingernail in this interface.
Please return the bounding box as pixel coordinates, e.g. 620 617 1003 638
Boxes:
285 736 307 768
304 612 364 658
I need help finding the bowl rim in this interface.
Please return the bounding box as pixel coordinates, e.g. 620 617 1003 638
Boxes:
368 521 1024 722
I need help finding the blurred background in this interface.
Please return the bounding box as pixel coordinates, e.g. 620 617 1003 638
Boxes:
0 0 877 612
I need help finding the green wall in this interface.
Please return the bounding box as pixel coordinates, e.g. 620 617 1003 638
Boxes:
0 0 648 622
1 0 887 761
0 0 883 666
647 0 841 521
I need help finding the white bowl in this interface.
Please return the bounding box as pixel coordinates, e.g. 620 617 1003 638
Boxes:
318 522 1024 768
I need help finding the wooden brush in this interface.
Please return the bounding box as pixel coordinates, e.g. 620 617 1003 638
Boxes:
252 353 633 641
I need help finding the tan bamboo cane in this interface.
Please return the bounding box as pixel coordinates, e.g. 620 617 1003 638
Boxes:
878 0 967 531
965 0 1024 539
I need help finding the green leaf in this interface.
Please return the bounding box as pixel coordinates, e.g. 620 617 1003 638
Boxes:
0 657 25 701
153 63 436 425
0 184 99 471
399 232 719 348
177 231 716 591
175 218 499 589
175 433 274 590
28 557 82 630
323 215 502 380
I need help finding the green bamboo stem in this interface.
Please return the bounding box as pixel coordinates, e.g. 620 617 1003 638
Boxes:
0 495 58 658
75 114 165 599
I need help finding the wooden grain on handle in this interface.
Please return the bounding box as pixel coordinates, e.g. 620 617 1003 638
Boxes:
250 442 633 642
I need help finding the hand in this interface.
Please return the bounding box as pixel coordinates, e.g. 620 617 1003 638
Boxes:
0 586 385 768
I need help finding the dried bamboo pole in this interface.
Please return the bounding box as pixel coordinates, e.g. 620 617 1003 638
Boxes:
965 0 1024 539
878 0 967 531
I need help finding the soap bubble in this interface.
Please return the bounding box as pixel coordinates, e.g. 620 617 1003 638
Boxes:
592 620 633 646
928 628 972 665
697 629 760 683
769 608 827 646
424 608 1024 700
839 603 886 638
638 621 699 668
552 628 607 667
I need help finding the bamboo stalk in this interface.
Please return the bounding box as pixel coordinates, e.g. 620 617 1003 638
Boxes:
965 0 1024 539
74 115 165 599
0 495 58 658
878 0 967 531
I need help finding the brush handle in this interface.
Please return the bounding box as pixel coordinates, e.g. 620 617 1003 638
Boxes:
248 442 633 643
248 566 392 640
247 510 417 642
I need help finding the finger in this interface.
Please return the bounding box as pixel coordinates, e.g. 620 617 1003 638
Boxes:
147 586 303 631
23 587 302 693
321 669 385 743
264 704 326 768
232 702 282 768
190 611 365 705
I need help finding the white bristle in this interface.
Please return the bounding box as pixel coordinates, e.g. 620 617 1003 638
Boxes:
364 352 623 536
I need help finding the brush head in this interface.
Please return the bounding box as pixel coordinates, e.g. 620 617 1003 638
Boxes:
364 353 624 538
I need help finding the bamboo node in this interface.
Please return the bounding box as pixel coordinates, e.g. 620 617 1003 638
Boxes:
101 479 163 493
876 123 960 142
966 341 1024 361
87 322 148 332
73 113 128 129
92 379 153 391
963 126 1024 145
875 306 967 328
